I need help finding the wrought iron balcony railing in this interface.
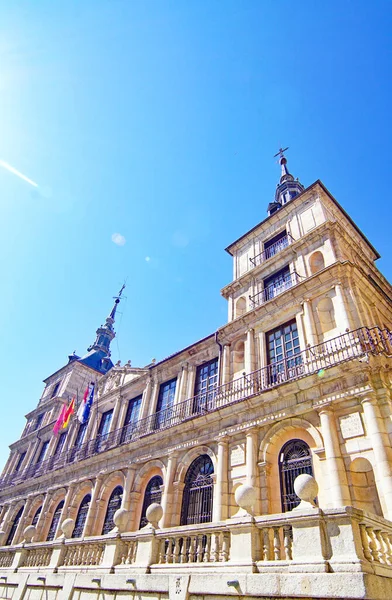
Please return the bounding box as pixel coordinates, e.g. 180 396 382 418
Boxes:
249 233 294 269
1 327 391 490
249 271 301 308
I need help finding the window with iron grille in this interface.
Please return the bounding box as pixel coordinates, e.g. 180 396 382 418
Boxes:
6 506 24 546
72 494 91 538
14 451 26 473
279 439 314 512
121 396 142 443
102 486 123 534
54 432 67 456
155 379 176 429
266 320 302 384
32 506 42 526
193 358 218 414
139 476 163 528
46 500 64 541
180 455 214 526
36 440 49 464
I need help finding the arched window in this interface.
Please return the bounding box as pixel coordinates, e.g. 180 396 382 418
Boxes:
102 486 123 534
181 455 214 525
6 506 24 546
46 500 64 541
139 476 163 528
279 440 314 512
309 251 325 275
72 494 91 538
235 297 247 318
31 506 42 527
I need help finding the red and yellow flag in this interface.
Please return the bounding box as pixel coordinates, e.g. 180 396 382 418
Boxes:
62 398 75 429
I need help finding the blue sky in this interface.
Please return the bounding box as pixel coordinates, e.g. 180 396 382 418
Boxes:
0 1 391 467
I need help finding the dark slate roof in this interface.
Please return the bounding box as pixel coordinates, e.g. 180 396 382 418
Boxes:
77 349 113 374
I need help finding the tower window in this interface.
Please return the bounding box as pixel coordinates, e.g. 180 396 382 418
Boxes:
51 381 61 398
14 451 26 473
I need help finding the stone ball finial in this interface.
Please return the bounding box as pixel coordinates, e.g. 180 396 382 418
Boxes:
60 518 75 539
234 484 257 515
146 503 163 528
112 508 130 534
23 525 36 543
293 474 318 509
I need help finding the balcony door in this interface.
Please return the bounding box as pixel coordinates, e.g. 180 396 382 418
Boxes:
95 409 113 451
266 320 302 384
264 266 291 301
193 358 218 414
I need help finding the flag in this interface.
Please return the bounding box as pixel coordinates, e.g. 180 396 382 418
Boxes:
77 383 95 424
62 398 75 429
53 404 67 435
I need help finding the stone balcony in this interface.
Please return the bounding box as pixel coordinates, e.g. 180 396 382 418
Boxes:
1 326 391 492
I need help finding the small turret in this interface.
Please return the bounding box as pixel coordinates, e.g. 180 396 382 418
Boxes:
267 147 304 216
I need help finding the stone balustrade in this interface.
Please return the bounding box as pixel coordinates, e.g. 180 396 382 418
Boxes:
156 527 230 564
61 540 104 567
0 506 391 579
358 512 392 567
0 549 14 568
21 545 52 568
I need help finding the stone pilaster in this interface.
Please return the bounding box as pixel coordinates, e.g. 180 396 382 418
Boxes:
334 284 351 332
302 299 317 346
212 438 229 521
245 329 256 373
318 407 351 507
83 474 104 537
56 482 76 538
160 451 178 528
221 344 231 384
361 396 392 519
34 491 53 541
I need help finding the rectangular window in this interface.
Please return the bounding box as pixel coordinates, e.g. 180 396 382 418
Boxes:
54 432 67 456
98 410 113 438
36 440 49 464
121 396 142 443
75 422 87 448
193 358 219 413
264 230 288 260
155 379 177 429
264 266 291 301
32 413 44 432
266 320 302 384
51 381 61 398
14 452 26 473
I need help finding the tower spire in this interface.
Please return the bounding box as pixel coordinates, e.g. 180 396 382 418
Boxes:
80 284 126 374
267 146 305 216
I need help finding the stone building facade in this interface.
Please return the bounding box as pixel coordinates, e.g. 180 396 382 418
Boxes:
0 153 392 599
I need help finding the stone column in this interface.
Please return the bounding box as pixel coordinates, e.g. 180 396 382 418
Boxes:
245 329 256 374
139 378 152 420
34 491 53 541
212 438 229 521
318 408 351 507
221 344 231 384
128 491 142 530
160 452 178 528
334 284 351 332
121 467 136 511
246 428 258 487
13 497 34 545
302 299 317 346
186 367 196 400
361 396 392 519
56 482 76 538
83 474 104 537
177 365 189 403
108 395 123 433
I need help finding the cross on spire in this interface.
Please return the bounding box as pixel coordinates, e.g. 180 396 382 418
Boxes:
273 146 289 160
